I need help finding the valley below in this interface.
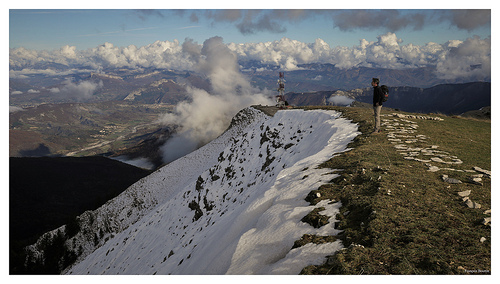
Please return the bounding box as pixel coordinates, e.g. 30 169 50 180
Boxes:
9 101 174 168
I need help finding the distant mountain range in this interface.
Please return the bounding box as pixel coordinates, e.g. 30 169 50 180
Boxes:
245 63 461 91
285 82 490 116
358 82 490 115
9 63 490 163
10 63 490 107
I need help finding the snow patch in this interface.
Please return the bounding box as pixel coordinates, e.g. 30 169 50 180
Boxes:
63 107 359 275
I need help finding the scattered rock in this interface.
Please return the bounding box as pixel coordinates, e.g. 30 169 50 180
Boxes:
394 144 408 150
441 174 462 184
482 217 491 226
428 167 440 172
468 176 483 186
457 190 471 197
432 157 445 163
348 243 365 249
391 113 444 120
431 157 463 164
484 209 491 215
427 165 440 172
463 198 474 208
463 197 481 209
480 237 487 243
413 158 431 163
473 167 491 176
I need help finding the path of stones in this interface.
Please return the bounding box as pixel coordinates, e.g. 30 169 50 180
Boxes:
381 113 491 231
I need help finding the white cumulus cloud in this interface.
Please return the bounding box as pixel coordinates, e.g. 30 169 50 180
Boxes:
9 33 491 81
435 36 491 80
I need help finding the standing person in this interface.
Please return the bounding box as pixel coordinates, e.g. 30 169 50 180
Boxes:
371 78 384 134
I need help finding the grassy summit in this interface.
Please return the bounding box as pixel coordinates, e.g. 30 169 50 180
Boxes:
297 106 490 275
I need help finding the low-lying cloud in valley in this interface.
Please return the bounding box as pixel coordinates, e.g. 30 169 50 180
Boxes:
157 37 273 163
50 79 104 101
328 95 355 106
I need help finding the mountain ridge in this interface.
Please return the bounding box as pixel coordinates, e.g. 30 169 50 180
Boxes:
22 106 360 274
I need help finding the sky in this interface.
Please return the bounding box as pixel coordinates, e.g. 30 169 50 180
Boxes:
5 2 494 84
8 2 492 51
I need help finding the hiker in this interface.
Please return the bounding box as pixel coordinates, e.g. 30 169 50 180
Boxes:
371 78 384 134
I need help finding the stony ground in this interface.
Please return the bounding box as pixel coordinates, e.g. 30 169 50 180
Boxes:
381 113 491 220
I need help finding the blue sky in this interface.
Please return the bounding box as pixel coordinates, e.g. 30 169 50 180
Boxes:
9 4 492 51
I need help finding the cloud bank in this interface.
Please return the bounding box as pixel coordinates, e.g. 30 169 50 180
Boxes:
9 32 490 81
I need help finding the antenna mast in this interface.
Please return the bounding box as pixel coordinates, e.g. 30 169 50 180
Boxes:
276 72 286 108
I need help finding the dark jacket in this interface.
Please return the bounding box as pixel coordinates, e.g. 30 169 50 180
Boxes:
373 85 384 106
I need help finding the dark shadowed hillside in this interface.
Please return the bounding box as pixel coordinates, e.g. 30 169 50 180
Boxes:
284 91 334 106
286 82 490 116
10 156 151 274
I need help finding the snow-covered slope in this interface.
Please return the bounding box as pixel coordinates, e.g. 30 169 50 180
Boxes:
32 107 360 275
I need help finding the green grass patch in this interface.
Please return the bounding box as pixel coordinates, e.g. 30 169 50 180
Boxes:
296 106 490 275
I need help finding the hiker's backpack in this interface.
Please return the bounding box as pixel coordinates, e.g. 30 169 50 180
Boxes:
380 85 389 102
